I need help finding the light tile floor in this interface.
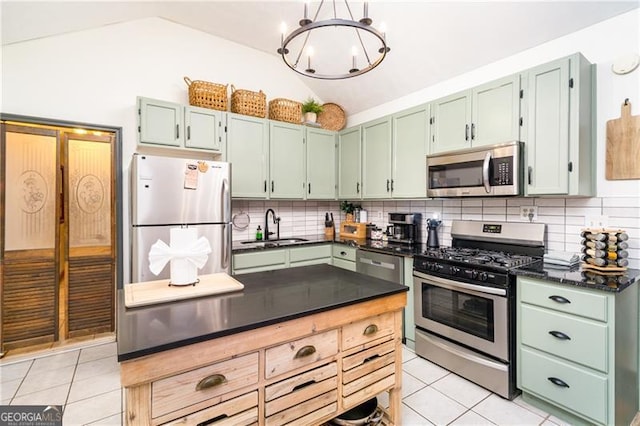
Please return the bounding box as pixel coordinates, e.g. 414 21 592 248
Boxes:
0 340 571 425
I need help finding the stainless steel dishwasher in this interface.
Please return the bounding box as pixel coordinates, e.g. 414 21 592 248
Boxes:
355 249 403 284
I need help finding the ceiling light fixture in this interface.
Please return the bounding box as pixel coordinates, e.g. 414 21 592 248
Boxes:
277 1 390 80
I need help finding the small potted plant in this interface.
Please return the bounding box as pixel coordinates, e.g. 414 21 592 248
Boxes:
302 98 323 123
340 200 359 222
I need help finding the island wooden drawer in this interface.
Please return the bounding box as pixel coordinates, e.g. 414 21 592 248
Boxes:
520 347 607 425
342 312 395 350
265 362 338 418
342 340 395 378
266 392 337 426
152 352 259 419
265 329 338 379
518 277 608 321
162 391 258 426
520 304 608 373
332 245 356 262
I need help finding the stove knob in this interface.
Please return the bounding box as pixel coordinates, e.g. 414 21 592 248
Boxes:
451 266 460 275
470 270 478 279
436 264 443 271
479 272 488 281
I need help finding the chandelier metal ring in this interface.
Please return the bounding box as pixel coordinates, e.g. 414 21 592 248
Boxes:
278 17 390 80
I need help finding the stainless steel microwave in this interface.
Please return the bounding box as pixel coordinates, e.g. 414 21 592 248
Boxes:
426 141 523 197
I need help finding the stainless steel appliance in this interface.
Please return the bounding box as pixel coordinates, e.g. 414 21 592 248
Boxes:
413 220 545 399
356 249 403 284
386 213 421 245
131 154 231 283
427 141 524 197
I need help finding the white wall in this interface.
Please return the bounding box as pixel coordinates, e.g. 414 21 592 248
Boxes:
2 17 321 284
349 9 640 199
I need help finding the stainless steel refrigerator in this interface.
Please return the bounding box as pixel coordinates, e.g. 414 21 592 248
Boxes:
131 153 231 283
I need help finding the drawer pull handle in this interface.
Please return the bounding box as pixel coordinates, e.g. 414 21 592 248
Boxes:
549 330 571 340
197 414 228 426
364 354 381 363
294 345 316 359
363 324 379 336
548 295 571 304
340 251 347 256
547 377 570 388
293 380 316 391
195 374 226 391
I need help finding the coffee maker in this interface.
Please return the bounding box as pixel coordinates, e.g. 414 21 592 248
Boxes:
386 213 421 245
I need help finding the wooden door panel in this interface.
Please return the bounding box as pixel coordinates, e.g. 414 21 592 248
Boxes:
68 254 114 336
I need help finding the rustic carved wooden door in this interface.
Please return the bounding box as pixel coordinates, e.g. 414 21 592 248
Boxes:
1 122 116 353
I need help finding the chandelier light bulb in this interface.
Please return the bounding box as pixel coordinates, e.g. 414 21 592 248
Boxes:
306 45 315 74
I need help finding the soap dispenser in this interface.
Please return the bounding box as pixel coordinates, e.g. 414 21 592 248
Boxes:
256 226 263 241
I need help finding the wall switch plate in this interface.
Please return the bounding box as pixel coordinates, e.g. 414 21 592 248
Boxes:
520 206 538 222
585 215 609 228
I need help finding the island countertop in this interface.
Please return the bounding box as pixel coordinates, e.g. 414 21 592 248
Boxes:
117 263 408 362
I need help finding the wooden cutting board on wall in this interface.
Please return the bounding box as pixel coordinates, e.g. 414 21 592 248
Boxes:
606 100 640 180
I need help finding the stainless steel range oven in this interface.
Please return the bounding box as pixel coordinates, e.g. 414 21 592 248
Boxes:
413 220 545 400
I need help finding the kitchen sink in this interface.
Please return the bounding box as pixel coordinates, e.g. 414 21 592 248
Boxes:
239 237 309 248
267 238 308 244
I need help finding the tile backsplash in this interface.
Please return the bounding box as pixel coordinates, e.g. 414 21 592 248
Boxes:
232 197 639 269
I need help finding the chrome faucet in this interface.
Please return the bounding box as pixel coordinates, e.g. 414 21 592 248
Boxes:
265 208 280 241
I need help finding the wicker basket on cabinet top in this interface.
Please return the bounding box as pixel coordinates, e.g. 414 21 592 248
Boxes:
230 85 267 118
269 98 303 124
184 77 228 111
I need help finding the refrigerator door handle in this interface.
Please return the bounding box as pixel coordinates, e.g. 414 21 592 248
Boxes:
222 223 230 270
222 178 231 222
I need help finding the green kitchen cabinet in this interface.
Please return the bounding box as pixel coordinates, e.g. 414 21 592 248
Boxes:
362 116 393 199
516 276 637 426
338 126 362 199
227 113 269 198
137 97 225 152
431 74 520 154
306 127 337 200
522 53 594 196
392 104 430 198
232 249 287 274
331 245 356 271
289 245 332 267
269 121 305 199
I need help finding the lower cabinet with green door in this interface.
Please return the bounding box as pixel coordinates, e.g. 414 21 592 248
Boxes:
516 276 638 426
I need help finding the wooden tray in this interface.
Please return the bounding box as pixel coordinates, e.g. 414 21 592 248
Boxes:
606 99 640 180
581 263 627 274
124 273 244 308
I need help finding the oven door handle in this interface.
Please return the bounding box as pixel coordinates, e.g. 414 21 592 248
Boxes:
482 151 492 193
413 271 507 296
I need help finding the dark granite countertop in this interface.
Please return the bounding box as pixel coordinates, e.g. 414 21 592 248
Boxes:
233 234 422 257
117 264 408 362
513 260 640 293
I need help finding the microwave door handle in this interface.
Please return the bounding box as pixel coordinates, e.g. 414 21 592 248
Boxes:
482 152 492 193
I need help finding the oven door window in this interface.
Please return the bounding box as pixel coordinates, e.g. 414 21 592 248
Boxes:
429 160 485 189
421 283 494 341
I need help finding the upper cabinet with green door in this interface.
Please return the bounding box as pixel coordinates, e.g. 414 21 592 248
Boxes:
392 104 430 198
338 126 362 199
523 53 594 196
431 74 521 154
137 96 224 153
269 121 305 199
362 116 393 199
306 127 337 200
226 112 269 198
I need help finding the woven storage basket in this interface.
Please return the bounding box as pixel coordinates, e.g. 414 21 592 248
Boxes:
230 85 267 118
184 77 228 111
317 103 346 131
269 98 303 124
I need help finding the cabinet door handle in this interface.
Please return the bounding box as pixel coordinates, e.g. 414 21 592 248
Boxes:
187 125 191 140
548 330 571 340
264 180 267 193
294 345 316 358
386 179 390 192
547 377 570 388
356 182 360 193
471 123 476 140
528 166 533 185
363 324 379 336
176 124 180 139
548 295 571 304
465 124 469 141
271 181 274 192
195 374 226 391
391 179 394 191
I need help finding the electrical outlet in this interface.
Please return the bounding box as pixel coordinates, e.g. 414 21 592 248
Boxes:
377 211 383 219
520 206 538 222
585 215 609 228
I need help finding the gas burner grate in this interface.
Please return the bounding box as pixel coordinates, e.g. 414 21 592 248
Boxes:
421 247 537 269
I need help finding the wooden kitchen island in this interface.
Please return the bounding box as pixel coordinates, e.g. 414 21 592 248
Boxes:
117 264 407 425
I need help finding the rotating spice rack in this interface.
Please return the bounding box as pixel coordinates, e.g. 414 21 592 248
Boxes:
581 228 629 273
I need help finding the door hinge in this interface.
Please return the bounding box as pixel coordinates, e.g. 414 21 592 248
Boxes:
569 78 574 88
519 89 524 99
568 162 573 172
137 125 141 133
429 117 434 125
519 117 523 126
225 126 228 133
